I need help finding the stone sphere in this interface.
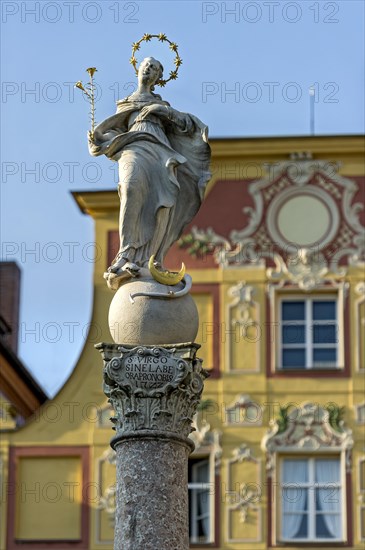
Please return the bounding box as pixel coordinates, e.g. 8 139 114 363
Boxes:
108 276 199 345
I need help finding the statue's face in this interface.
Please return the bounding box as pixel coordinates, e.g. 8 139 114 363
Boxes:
138 57 161 87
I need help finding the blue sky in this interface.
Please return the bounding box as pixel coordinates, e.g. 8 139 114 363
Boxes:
1 0 364 396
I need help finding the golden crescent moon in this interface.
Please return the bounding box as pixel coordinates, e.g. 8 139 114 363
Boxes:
148 255 185 285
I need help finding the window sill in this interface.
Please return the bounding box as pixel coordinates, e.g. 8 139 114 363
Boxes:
271 367 348 378
190 543 217 548
272 543 348 548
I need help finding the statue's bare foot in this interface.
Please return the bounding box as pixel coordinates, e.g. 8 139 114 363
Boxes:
109 248 139 274
109 262 140 276
104 265 138 291
103 271 126 291
121 262 140 277
109 257 127 273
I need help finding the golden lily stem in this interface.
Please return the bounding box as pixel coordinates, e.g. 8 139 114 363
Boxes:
89 73 96 137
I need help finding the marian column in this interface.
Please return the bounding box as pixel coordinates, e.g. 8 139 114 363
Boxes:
82 35 211 550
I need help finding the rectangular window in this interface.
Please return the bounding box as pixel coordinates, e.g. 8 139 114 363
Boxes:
280 457 343 543
279 295 339 370
188 457 213 544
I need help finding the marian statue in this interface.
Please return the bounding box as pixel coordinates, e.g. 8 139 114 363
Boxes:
84 40 211 290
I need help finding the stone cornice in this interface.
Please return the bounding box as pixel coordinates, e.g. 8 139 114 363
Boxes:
209 134 365 159
71 136 365 219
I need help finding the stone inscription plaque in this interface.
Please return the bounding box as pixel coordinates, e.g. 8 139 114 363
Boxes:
125 354 175 388
106 347 188 393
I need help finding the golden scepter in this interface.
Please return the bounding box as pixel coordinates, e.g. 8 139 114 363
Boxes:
75 67 97 138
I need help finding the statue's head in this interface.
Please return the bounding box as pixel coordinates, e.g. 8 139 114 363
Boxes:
138 57 164 87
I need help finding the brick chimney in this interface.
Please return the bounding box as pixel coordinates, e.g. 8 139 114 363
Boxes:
0 262 21 353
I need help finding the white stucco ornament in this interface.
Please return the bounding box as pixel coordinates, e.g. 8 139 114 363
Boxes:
178 158 365 275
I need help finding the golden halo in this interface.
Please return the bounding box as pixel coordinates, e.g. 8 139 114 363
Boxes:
130 33 182 87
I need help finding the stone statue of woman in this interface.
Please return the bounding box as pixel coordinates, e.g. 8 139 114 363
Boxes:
88 56 211 288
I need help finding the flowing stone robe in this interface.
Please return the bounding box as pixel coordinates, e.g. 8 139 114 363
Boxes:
89 97 211 267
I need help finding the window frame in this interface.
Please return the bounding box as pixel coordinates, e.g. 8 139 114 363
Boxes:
277 293 340 371
278 455 346 544
188 454 216 546
272 288 346 374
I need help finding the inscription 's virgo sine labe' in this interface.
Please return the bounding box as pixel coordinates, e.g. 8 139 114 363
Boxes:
105 346 188 394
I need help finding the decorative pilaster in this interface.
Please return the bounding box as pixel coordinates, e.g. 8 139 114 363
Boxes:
96 342 208 550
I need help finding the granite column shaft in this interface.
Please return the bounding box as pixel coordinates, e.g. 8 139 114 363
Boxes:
97 342 208 550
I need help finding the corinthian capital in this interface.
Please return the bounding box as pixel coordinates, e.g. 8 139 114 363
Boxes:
96 343 208 445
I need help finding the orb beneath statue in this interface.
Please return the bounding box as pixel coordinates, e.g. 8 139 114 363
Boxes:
108 275 199 345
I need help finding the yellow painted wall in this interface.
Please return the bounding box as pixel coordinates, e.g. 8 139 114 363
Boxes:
15 456 82 540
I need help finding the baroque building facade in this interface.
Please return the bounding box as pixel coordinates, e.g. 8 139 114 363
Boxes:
1 135 364 549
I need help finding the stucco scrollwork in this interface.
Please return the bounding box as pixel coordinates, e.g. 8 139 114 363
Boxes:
231 443 259 464
226 443 262 540
267 247 346 291
178 159 365 271
189 407 222 472
226 282 261 373
262 402 354 476
228 281 255 329
96 449 117 530
225 394 262 426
